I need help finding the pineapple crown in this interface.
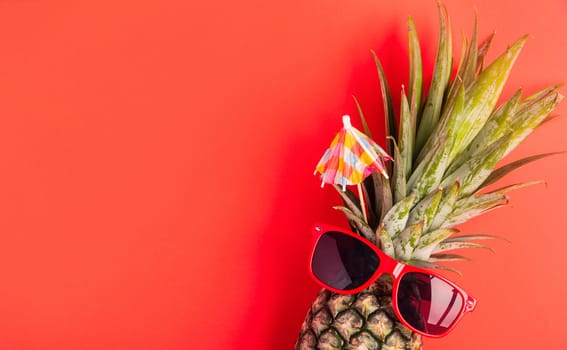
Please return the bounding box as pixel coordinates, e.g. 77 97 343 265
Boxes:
333 3 563 274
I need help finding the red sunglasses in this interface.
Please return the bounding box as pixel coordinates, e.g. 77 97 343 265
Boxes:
308 223 477 338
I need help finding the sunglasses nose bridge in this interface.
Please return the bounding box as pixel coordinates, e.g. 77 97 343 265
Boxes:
377 254 404 278
391 261 405 278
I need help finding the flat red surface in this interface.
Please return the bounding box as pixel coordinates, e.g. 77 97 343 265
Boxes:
0 0 566 349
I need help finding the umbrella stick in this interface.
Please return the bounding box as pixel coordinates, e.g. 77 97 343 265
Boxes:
357 183 368 223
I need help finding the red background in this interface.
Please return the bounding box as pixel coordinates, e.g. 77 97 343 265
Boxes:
0 0 566 349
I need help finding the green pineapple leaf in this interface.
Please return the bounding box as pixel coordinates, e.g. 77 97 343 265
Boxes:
501 87 562 158
399 87 414 180
408 16 422 133
444 193 508 227
391 138 407 204
483 152 566 187
443 233 509 243
435 241 495 254
446 88 522 174
333 185 363 218
409 84 464 199
407 188 443 232
416 70 463 164
486 180 545 195
333 206 375 243
429 253 472 262
372 50 397 153
416 2 452 155
372 172 393 223
408 259 462 275
353 95 373 139
394 221 424 261
382 194 416 237
429 181 460 230
449 35 527 161
521 84 562 104
441 134 511 196
413 228 457 260
377 223 396 258
460 13 479 88
475 31 495 74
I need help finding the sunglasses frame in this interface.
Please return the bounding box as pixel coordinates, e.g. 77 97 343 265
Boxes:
308 223 477 338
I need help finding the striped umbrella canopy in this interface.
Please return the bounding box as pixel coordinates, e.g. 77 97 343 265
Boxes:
315 115 391 191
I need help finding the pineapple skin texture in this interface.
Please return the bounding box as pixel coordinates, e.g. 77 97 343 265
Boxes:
295 276 422 350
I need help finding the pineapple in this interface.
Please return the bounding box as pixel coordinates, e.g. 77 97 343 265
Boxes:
296 3 562 350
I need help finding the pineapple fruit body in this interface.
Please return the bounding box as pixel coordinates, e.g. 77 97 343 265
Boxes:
298 2 561 349
296 276 422 350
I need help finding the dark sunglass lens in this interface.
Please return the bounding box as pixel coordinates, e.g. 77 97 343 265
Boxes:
397 272 464 335
311 231 380 291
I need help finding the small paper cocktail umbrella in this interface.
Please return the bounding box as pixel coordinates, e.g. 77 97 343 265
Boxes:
315 115 391 222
